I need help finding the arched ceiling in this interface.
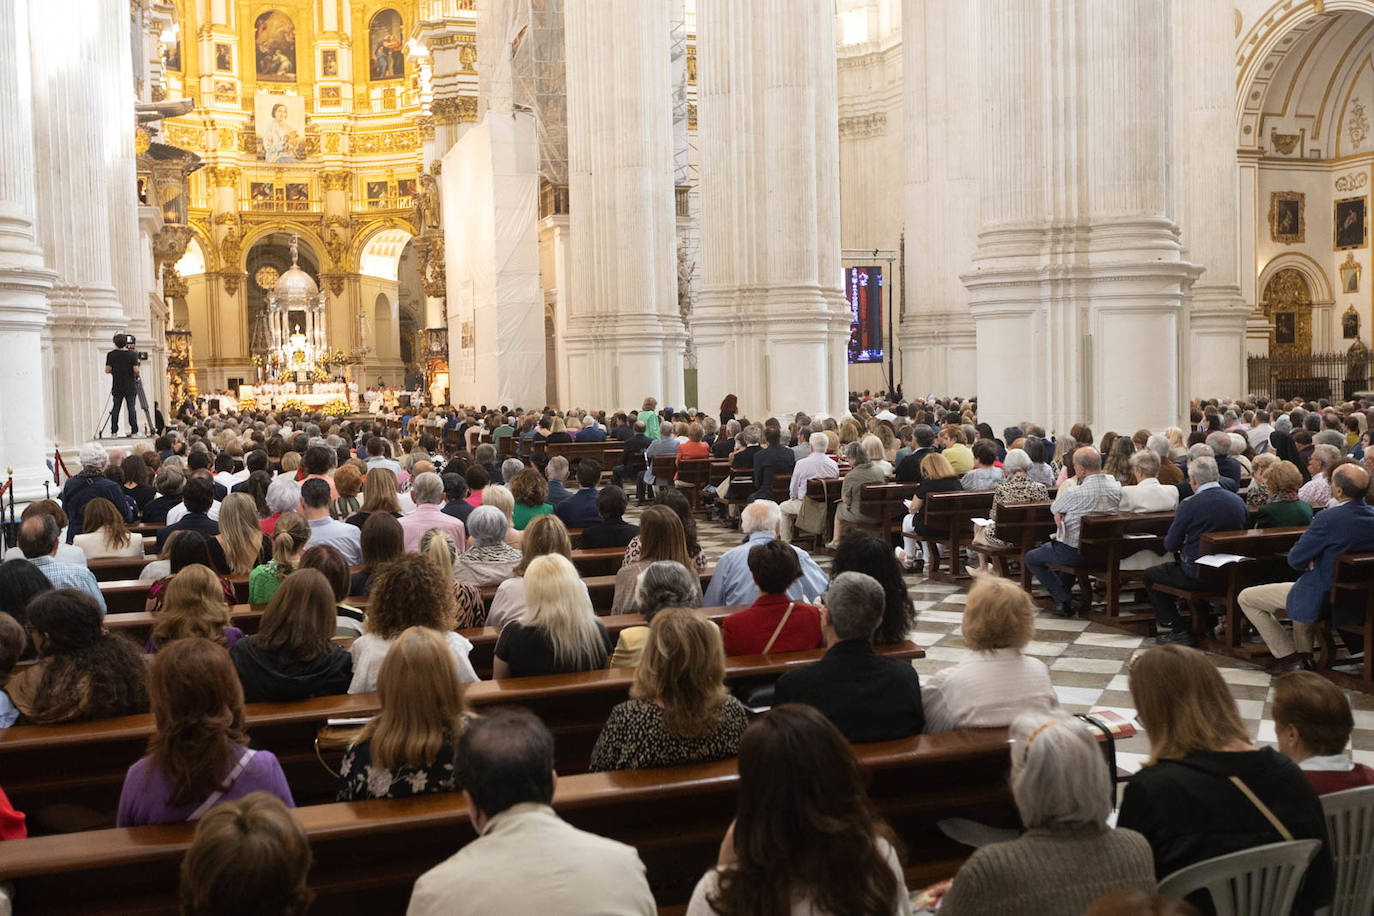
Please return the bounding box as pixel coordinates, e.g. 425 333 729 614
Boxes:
359 227 414 280
1242 8 1374 158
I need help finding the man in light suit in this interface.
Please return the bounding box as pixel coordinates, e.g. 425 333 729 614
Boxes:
1239 464 1374 673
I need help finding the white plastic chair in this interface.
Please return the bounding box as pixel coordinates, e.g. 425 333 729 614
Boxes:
1157 839 1322 916
1318 785 1374 916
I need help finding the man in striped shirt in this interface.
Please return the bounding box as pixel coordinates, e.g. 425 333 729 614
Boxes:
1024 448 1121 619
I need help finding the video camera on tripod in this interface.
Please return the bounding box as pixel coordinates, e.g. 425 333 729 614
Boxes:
114 332 150 361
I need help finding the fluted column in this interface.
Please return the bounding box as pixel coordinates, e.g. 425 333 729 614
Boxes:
899 0 978 397
103 0 147 344
963 0 1197 434
694 0 848 419
1175 0 1247 397
30 0 132 447
0 0 56 497
563 0 685 409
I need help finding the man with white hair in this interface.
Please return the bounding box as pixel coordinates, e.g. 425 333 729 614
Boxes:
1298 443 1342 508
544 456 573 507
59 442 134 543
1142 456 1248 646
576 415 607 442
501 458 525 486
398 471 467 553
702 500 829 606
1204 431 1242 487
778 432 838 542
1248 409 1274 453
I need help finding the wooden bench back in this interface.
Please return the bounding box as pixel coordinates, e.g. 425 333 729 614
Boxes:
1074 511 1175 566
919 490 992 538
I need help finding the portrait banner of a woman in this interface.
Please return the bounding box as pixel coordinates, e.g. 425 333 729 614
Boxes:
255 93 306 163
369 9 405 80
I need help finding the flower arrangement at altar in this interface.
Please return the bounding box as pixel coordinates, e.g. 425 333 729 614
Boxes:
323 398 351 418
313 368 331 384
280 397 306 413
238 394 258 411
276 369 294 383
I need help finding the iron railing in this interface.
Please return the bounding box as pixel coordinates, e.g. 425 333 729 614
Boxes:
1246 352 1374 401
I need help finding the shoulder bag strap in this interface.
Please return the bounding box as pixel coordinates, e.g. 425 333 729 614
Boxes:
1228 775 1294 841
188 748 257 821
762 602 795 655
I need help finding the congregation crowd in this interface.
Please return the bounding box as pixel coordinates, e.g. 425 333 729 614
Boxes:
0 390 1372 914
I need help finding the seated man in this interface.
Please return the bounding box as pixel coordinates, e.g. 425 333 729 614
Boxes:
611 421 651 501
579 486 639 549
1273 670 1374 794
1205 431 1244 488
1239 464 1374 672
407 709 655 916
773 571 923 743
1024 448 1121 619
702 500 829 606
639 429 680 499
544 456 574 507
18 514 107 614
894 424 936 482
299 478 362 565
1142 456 1248 646
778 432 838 543
156 476 219 551
1298 444 1342 508
749 425 796 502
398 472 466 553
555 460 603 530
1117 449 1179 572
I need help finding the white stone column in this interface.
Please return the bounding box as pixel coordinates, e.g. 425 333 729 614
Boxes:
563 0 685 409
103 0 147 343
899 0 978 398
0 0 56 497
1175 0 1247 398
694 0 849 420
963 0 1198 435
30 0 132 447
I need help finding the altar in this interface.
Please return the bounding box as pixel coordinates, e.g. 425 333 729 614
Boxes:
241 380 358 411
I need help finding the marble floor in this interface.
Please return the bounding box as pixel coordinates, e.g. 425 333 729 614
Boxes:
666 504 1374 770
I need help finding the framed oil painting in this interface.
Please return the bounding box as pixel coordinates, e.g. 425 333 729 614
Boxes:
321 49 338 77
255 92 306 163
1269 192 1305 245
369 9 405 80
1336 197 1368 251
1342 253 1362 294
215 42 232 72
255 10 296 81
1275 311 1296 345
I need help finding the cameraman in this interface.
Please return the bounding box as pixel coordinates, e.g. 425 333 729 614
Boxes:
105 333 140 437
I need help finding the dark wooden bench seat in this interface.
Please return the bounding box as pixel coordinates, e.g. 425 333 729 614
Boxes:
1047 511 1175 626
968 501 1055 589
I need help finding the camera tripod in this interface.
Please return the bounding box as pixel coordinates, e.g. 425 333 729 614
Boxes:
93 377 155 440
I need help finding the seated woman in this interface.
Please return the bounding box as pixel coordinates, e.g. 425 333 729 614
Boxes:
463 464 488 508
492 554 612 678
1118 645 1334 913
591 608 748 771
899 452 963 572
685 704 910 916
299 544 364 638
579 485 639 550
623 488 707 570
509 467 554 531
247 512 310 605
351 512 405 596
419 529 487 629
230 569 353 704
150 564 243 652
118 638 293 827
863 433 893 479
0 558 52 629
329 464 363 520
675 422 711 478
142 530 233 609
475 484 524 549
920 574 1057 731
71 496 144 559
829 441 885 549
7 589 148 725
720 539 823 656
486 514 580 630
970 447 1048 572
611 506 699 614
207 493 273 578
962 440 1005 492
1244 452 1279 508
121 454 157 517
337 626 474 801
610 561 703 668
934 710 1155 914
260 476 300 536
452 506 521 587
344 467 402 531
1273 669 1374 794
349 554 479 693
1254 460 1313 529
178 792 313 916
829 532 918 645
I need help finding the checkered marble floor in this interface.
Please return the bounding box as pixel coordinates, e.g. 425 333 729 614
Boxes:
638 503 1374 772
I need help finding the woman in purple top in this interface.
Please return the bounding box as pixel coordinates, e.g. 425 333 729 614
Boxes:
117 638 294 827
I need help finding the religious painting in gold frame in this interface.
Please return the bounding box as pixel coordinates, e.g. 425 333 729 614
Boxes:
1342 253 1362 294
1261 268 1313 360
1269 192 1305 245
1335 197 1368 251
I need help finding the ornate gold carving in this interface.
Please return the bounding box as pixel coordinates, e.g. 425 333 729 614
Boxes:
134 126 152 156
417 231 446 298
238 129 256 154
458 96 478 123
418 172 441 230
217 128 237 151
324 226 351 269
459 42 477 72
321 272 347 296
687 102 696 131
207 166 240 188
153 225 194 267
254 266 280 290
218 224 241 269
686 46 696 84
1268 191 1305 245
1350 97 1370 149
1261 268 1312 359
161 263 188 300
150 84 167 103
1341 253 1362 296
319 170 351 192
1269 128 1301 155
323 213 350 230
417 115 435 140
432 96 461 126
351 128 420 153
1335 171 1369 193
164 123 204 150
222 271 242 295
212 212 240 227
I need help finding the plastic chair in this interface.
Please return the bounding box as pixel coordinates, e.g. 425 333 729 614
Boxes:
1318 786 1374 916
1157 839 1322 916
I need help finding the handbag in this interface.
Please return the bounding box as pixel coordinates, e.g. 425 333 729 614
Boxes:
761 602 796 655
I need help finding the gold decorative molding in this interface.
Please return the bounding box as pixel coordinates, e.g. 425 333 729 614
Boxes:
1269 128 1301 155
161 263 188 300
319 170 352 192
687 102 696 131
686 46 696 84
135 126 152 156
1350 97 1370 149
432 96 461 126
459 42 477 72
218 224 241 269
164 123 204 150
153 225 194 267
320 272 347 296
1268 191 1305 245
418 172 441 230
417 115 435 141
1335 171 1369 193
458 96 478 123
417 231 446 298
207 166 240 188
221 271 243 296
352 128 420 153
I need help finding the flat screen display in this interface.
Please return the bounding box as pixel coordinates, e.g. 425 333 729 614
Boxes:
846 265 883 364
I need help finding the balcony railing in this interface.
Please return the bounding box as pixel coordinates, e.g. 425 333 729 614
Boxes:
1246 352 1374 402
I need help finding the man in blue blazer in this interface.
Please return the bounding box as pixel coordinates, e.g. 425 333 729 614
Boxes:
1143 456 1249 646
1239 464 1374 672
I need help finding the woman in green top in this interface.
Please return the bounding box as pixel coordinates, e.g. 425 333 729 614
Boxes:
1254 460 1314 529
508 467 554 531
248 511 310 604
637 396 661 441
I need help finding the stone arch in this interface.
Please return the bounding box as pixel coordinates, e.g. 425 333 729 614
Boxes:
238 221 328 272
349 216 418 270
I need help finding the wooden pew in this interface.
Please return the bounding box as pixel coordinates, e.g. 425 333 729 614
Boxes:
969 501 1055 589
544 440 616 474
800 475 846 549
1174 526 1308 651
912 489 989 579
85 555 156 582
1054 511 1175 626
99 576 251 614
0 727 1010 915
0 642 923 817
674 458 713 514
1325 553 1374 689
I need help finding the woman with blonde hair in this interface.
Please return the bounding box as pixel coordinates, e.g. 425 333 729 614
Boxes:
862 433 893 478
1118 644 1333 911
920 575 1056 730
71 497 143 559
492 554 612 679
151 564 242 652
337 626 474 800
346 467 402 530
419 528 487 629
247 511 309 605
898 451 963 571
486 513 577 630
590 608 748 771
875 424 898 463
612 506 697 614
838 418 862 446
209 493 273 577
349 554 479 693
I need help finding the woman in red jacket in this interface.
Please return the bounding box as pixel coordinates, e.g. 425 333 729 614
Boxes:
721 539 823 656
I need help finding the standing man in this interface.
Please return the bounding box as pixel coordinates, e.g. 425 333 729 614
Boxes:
105 333 140 437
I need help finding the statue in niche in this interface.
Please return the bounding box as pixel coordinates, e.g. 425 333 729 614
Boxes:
1343 305 1360 340
676 240 694 319
418 172 441 230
